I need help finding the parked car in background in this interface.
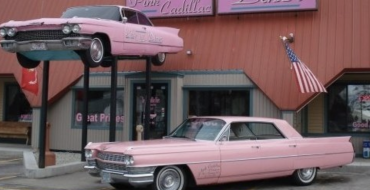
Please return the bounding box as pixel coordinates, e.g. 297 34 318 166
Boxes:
84 116 354 190
0 5 183 68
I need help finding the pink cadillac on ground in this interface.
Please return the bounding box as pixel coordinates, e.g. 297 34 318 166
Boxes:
84 116 355 190
0 5 183 68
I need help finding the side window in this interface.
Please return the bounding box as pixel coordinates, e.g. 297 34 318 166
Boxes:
137 12 152 26
229 122 284 141
123 9 138 24
248 122 285 140
229 122 256 141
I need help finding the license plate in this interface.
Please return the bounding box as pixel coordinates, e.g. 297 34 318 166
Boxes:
101 171 112 183
30 43 46 50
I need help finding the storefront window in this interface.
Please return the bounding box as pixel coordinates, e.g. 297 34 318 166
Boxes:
74 89 124 129
328 84 370 132
4 84 32 122
188 90 250 117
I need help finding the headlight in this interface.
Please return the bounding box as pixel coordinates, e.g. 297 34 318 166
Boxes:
7 28 17 37
85 149 95 158
124 155 134 166
62 25 71 34
0 28 7 37
72 24 80 33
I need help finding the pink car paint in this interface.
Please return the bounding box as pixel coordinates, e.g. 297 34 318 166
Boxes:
84 116 354 190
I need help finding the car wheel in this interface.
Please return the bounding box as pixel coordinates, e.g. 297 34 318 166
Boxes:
292 167 317 186
109 183 132 189
80 36 105 68
152 166 187 190
16 53 40 69
152 53 166 66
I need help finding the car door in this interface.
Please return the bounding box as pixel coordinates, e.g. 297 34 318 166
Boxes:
218 123 262 184
218 122 296 184
248 122 296 174
121 9 149 55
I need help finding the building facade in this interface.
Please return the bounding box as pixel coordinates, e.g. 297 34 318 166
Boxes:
0 0 369 156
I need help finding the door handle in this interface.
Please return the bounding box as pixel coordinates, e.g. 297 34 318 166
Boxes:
289 145 297 148
251 146 260 149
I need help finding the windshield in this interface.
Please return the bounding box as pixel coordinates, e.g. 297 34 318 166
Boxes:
168 118 226 141
61 6 121 21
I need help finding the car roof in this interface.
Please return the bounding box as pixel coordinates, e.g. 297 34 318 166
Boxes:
66 5 141 12
189 116 286 123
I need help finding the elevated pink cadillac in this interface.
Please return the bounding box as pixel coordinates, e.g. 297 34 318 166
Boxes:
0 5 183 68
84 116 354 190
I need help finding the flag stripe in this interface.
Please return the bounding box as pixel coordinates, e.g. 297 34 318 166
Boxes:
283 42 326 93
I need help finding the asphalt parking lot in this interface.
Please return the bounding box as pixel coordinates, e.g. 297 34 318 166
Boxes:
1 154 370 190
1 143 370 190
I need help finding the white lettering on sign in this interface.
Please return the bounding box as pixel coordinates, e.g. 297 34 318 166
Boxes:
75 113 124 123
129 0 161 7
161 0 212 15
352 121 369 129
232 0 294 5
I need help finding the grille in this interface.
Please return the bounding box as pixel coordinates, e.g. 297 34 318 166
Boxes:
96 151 127 172
98 152 126 162
5 30 81 41
96 160 127 171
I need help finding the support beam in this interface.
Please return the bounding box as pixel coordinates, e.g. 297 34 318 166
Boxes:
81 64 90 161
38 60 49 168
109 57 118 142
144 57 151 140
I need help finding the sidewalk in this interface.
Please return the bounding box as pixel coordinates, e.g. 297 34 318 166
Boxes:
1 143 370 179
0 143 85 178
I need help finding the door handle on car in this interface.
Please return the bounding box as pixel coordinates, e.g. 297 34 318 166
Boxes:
251 146 260 149
289 145 297 148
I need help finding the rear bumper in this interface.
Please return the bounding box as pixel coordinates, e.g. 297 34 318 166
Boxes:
0 37 92 53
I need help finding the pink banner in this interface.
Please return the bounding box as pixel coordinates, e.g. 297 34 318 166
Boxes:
217 0 318 14
126 0 214 18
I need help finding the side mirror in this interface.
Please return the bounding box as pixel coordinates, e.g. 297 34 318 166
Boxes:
122 17 128 23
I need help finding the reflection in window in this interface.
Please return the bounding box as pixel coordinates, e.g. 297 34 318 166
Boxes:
328 84 370 132
74 89 124 129
188 90 250 117
169 118 226 141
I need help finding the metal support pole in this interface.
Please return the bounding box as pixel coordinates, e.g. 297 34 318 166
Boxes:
38 61 49 168
81 64 89 161
109 57 118 142
144 57 151 140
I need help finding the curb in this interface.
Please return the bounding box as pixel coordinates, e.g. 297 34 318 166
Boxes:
23 151 85 178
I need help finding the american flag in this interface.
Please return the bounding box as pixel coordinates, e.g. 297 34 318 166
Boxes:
283 42 327 93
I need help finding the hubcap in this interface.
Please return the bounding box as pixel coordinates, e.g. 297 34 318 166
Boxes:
158 53 165 63
299 168 314 181
158 168 181 190
90 39 103 62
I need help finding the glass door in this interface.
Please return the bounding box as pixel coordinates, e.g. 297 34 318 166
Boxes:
133 83 168 140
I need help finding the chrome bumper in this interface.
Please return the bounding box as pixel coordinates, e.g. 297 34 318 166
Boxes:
84 165 156 188
0 37 92 53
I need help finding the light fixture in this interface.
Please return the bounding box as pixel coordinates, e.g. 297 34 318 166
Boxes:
186 50 192 55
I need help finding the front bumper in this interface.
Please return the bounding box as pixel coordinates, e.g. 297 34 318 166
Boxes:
0 37 92 53
84 165 156 188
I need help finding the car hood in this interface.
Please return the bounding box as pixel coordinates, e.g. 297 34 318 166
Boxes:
86 138 216 155
0 17 116 28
